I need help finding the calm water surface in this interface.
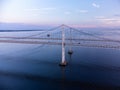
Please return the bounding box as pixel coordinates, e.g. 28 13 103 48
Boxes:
0 30 120 90
0 43 120 90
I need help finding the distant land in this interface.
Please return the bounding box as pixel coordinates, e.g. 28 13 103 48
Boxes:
0 22 120 31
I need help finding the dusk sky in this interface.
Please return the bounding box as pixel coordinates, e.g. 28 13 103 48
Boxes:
0 0 120 28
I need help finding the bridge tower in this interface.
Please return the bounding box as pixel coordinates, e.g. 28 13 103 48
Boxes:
59 25 67 66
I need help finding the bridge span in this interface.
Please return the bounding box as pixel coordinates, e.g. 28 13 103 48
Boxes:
0 24 120 66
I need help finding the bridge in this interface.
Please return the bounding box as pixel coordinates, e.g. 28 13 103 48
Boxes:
0 24 120 66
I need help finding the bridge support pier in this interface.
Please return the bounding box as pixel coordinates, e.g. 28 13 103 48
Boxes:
59 25 67 66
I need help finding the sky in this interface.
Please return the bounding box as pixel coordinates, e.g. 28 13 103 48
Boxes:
0 0 120 28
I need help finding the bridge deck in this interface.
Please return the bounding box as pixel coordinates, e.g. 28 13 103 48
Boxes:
0 39 120 49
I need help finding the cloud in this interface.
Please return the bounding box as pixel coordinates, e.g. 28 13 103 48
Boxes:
96 17 120 22
114 14 120 17
77 10 88 13
24 7 56 11
42 8 56 10
24 7 56 15
96 17 120 25
79 10 88 13
92 3 100 8
24 8 41 11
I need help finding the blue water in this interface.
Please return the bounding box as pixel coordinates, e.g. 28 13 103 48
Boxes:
0 42 120 90
0 29 120 89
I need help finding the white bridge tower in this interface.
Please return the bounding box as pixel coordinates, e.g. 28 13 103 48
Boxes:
59 25 67 66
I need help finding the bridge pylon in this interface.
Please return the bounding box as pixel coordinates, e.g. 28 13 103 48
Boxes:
59 24 67 66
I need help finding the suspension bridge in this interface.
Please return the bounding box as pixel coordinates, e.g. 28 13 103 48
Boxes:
0 24 120 66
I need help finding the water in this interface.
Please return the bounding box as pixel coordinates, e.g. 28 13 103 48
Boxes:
0 43 120 90
0 30 120 90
